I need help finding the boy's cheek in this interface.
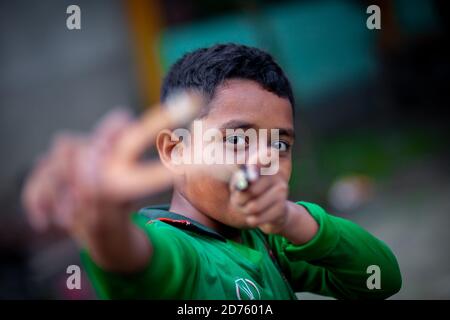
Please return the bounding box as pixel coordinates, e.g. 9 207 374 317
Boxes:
186 174 253 227
185 172 230 208
278 157 292 178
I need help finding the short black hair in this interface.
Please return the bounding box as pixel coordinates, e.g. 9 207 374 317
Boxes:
161 44 295 114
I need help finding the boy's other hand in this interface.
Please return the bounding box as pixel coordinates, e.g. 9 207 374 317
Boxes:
229 165 319 244
230 166 290 234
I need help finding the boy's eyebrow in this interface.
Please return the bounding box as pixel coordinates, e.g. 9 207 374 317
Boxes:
219 120 295 139
279 128 295 139
219 120 254 131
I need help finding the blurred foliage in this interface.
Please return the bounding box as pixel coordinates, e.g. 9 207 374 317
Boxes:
289 126 447 200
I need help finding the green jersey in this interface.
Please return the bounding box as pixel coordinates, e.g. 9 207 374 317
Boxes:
81 201 401 299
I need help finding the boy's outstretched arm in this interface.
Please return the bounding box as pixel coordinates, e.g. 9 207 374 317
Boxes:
268 201 402 299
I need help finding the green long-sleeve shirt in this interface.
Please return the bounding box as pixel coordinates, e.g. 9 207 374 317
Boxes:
81 201 402 299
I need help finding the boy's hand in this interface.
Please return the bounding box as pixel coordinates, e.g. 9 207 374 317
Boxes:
22 91 203 237
21 109 172 236
230 166 319 244
230 166 289 234
22 91 204 272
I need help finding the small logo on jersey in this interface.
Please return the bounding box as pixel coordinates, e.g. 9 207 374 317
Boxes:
235 278 261 300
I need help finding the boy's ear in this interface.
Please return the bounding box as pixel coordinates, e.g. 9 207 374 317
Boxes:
156 129 186 175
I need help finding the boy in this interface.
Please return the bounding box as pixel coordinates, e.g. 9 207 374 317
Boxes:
23 44 401 299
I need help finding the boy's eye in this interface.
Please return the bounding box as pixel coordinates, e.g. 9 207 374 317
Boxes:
271 140 290 152
225 135 247 147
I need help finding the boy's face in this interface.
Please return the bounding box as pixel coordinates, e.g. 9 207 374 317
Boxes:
176 79 294 229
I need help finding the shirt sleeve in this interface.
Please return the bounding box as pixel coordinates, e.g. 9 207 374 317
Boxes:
267 201 402 299
80 214 200 299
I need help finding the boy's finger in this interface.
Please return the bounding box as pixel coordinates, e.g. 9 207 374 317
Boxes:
53 187 76 229
47 135 86 227
246 200 286 230
92 109 133 138
26 137 73 230
91 109 133 154
230 189 250 208
241 182 286 216
26 159 61 232
242 173 272 197
230 173 273 207
113 91 204 164
102 161 173 201
22 156 52 231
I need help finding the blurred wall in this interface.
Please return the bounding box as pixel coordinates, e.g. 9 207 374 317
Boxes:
0 0 139 196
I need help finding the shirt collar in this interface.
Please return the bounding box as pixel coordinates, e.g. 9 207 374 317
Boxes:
138 204 227 242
